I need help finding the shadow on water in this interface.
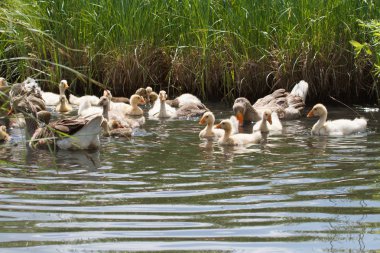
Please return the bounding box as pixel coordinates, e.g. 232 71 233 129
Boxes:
0 104 379 252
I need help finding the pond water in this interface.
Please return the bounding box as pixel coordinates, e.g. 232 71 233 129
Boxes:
0 104 379 252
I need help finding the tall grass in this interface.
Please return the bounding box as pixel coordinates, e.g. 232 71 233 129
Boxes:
0 0 379 103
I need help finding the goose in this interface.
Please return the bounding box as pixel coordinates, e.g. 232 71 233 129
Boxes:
166 93 203 108
135 86 153 103
199 111 239 139
233 80 309 125
149 90 177 118
0 125 10 142
10 81 102 150
104 90 145 116
148 90 159 105
102 119 132 138
215 119 265 146
252 109 283 133
307 103 367 136
97 96 133 137
56 95 73 113
125 94 145 116
41 80 69 106
69 92 100 106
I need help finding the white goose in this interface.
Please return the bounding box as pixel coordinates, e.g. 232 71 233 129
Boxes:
42 80 69 106
252 109 282 133
199 111 238 139
307 104 367 136
215 119 265 146
69 93 100 106
149 90 177 118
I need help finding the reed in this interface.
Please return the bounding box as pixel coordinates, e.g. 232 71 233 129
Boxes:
0 0 379 103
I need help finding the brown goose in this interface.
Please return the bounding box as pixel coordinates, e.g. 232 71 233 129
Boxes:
233 80 308 125
10 79 102 150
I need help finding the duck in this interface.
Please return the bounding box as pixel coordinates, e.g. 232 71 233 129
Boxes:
9 81 102 150
149 90 177 118
233 80 309 125
307 103 367 136
0 125 10 142
199 112 239 139
252 109 283 133
56 95 73 113
41 80 70 106
215 119 264 146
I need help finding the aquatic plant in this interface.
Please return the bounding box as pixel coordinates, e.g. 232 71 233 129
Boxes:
0 0 379 103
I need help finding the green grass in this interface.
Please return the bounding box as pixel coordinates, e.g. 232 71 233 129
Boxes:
0 0 379 103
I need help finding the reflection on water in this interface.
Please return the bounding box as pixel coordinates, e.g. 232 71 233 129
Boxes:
0 104 380 252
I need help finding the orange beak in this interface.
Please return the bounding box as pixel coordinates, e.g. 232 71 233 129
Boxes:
64 83 69 89
307 110 314 118
267 114 272 125
199 116 206 125
139 97 146 105
236 112 244 125
215 123 222 129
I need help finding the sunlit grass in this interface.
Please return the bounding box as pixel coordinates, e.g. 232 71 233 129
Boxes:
0 0 379 102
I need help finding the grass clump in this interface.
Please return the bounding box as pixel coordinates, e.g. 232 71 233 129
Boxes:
0 0 379 103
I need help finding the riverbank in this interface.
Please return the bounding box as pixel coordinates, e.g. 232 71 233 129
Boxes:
0 0 379 104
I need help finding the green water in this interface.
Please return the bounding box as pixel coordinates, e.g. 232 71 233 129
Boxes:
0 104 379 252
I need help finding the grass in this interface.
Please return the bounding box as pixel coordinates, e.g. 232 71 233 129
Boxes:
0 0 379 103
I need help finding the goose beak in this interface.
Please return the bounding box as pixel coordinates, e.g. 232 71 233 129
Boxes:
236 112 244 125
307 110 314 118
267 114 272 125
215 123 222 129
139 97 146 105
64 83 69 89
199 116 206 125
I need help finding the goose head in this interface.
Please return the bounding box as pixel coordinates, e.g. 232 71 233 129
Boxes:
103 89 112 99
215 119 232 132
130 94 145 106
146 86 153 94
199 111 215 125
262 109 272 124
159 90 168 102
98 96 110 108
59 80 69 90
307 103 327 118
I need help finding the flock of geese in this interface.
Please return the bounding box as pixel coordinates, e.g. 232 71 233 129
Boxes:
0 77 368 150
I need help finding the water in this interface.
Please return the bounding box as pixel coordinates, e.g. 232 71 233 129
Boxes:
0 104 379 252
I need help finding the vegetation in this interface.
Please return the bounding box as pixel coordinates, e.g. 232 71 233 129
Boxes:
351 20 380 103
0 0 379 103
